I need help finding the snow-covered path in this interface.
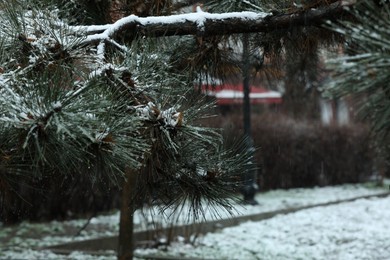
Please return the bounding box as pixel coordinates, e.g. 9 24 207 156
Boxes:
136 196 390 260
1 182 389 259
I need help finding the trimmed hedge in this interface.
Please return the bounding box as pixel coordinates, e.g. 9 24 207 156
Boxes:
202 112 374 190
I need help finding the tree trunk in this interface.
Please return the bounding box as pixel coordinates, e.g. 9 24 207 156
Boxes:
118 168 138 260
282 28 321 120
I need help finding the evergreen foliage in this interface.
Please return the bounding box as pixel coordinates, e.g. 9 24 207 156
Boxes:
0 0 256 220
326 0 390 162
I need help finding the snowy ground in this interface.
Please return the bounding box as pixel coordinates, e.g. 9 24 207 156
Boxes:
1 181 389 259
137 195 390 260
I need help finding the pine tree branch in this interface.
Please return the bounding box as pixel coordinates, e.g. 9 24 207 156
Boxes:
80 0 354 46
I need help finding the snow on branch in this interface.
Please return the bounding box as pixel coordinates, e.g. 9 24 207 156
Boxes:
80 9 268 45
79 0 352 45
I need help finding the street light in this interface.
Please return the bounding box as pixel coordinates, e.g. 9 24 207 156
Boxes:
241 34 259 205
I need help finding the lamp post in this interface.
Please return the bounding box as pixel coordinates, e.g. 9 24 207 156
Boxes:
241 34 258 205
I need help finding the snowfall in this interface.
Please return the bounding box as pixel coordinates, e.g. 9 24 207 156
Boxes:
1 181 389 260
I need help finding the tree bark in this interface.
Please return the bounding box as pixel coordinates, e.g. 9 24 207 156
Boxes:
118 168 138 260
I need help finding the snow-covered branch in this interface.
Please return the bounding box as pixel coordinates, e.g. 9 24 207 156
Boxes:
79 0 351 45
